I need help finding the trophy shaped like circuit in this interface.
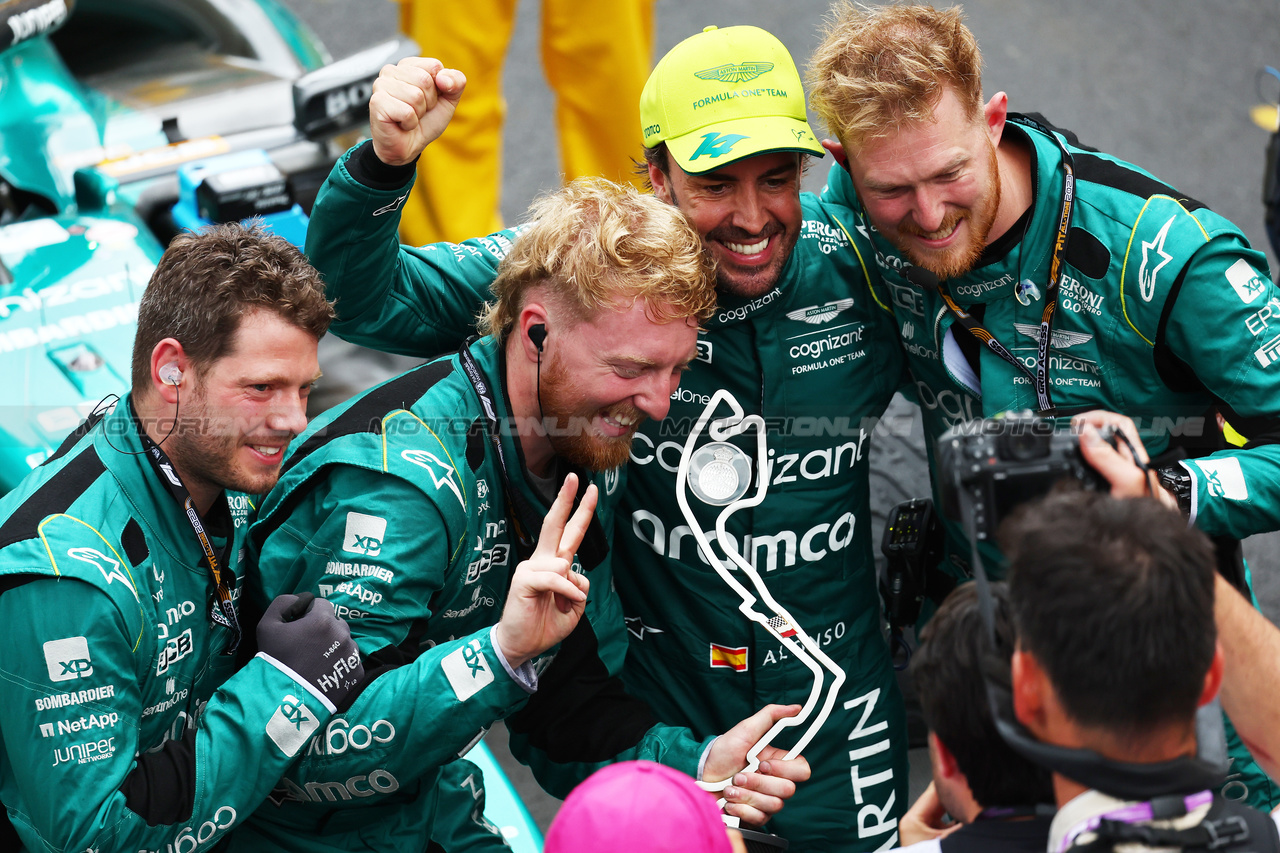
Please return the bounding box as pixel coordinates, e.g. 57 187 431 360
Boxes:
676 390 847 804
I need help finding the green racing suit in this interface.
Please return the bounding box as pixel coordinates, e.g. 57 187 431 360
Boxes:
822 113 1280 810
0 399 336 853
298 142 912 852
232 336 711 852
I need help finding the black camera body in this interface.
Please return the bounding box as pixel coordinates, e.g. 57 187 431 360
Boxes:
936 412 1109 541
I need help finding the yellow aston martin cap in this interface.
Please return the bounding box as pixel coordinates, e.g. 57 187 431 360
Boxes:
640 25 824 174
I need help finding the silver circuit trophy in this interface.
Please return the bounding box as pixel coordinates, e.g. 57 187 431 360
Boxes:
677 390 848 851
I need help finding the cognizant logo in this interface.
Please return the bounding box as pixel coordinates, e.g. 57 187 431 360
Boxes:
789 326 865 360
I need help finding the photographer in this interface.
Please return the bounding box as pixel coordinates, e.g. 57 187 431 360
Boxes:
810 3 1280 809
896 583 1055 853
1081 418 1280 787
1003 490 1280 852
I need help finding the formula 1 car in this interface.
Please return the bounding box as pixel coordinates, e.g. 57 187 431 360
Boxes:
0 0 544 847
0 0 395 487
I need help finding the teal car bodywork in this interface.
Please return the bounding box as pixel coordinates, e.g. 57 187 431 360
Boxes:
0 0 397 492
0 3 548 847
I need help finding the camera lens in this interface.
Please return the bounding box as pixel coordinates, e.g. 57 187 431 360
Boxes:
998 429 1052 461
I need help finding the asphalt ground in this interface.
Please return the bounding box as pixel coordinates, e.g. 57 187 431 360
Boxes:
281 0 1280 833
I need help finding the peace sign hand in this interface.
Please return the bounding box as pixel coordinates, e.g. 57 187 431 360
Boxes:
493 474 596 668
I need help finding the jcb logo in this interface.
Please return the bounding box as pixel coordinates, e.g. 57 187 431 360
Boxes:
157 629 194 675
466 545 510 584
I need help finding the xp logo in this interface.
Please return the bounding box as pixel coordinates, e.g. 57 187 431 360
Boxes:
68 547 136 599
1226 258 1267 305
343 512 386 557
1193 457 1249 501
266 694 319 756
44 636 92 683
696 339 713 363
690 133 747 161
694 61 774 83
443 639 494 701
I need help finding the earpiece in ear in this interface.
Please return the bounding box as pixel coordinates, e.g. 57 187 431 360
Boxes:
528 323 547 352
159 362 183 386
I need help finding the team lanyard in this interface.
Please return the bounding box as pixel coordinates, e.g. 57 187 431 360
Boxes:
457 338 608 568
932 116 1076 416
132 405 241 654
457 339 548 559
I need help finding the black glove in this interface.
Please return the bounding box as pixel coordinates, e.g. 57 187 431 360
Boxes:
257 593 364 711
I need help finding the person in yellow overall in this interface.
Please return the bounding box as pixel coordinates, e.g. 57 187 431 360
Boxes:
395 0 654 244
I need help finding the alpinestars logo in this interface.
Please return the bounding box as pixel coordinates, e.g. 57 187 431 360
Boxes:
625 616 664 641
695 62 774 83
372 193 408 217
68 547 137 599
1139 216 1176 302
1012 323 1093 350
786 298 854 324
401 449 466 509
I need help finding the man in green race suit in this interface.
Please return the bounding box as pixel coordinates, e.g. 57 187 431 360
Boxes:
235 178 810 853
808 2 1280 810
297 25 910 852
0 225 365 852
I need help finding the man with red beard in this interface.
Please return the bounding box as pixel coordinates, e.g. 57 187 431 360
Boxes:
236 178 812 853
808 2 1280 812
298 22 914 849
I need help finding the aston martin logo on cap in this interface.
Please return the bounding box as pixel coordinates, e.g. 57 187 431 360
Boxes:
695 62 775 83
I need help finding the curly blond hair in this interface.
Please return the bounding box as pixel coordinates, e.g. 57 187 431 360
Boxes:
807 3 984 152
478 177 717 338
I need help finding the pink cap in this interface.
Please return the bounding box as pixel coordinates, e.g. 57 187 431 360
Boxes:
543 761 732 853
